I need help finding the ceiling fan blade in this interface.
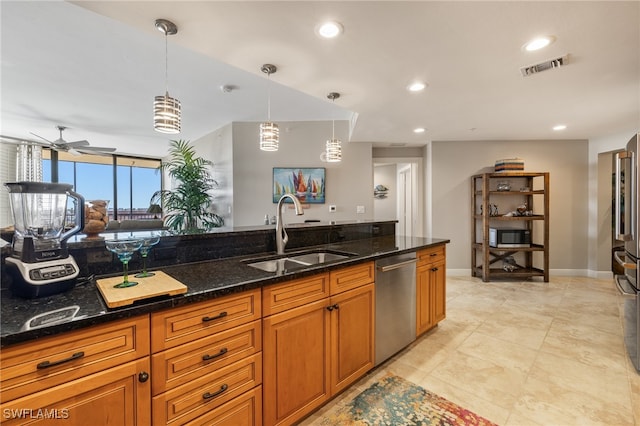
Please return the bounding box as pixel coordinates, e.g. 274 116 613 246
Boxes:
29 132 55 145
0 135 49 146
63 140 90 148
67 148 82 156
77 146 117 153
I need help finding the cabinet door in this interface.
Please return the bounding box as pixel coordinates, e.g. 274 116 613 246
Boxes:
416 264 434 336
330 283 375 395
263 299 330 426
432 260 446 324
0 357 150 426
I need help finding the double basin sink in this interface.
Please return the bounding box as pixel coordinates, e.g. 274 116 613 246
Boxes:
245 250 355 273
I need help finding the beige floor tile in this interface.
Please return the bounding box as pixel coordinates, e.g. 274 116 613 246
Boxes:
541 317 628 372
416 375 510 425
474 307 553 350
428 349 528 410
513 375 634 426
304 275 638 425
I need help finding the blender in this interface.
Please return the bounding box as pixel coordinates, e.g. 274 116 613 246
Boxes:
4 182 85 297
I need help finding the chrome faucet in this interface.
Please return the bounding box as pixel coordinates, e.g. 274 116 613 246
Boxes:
276 194 304 254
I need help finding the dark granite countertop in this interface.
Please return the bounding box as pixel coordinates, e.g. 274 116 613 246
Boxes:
1 234 449 348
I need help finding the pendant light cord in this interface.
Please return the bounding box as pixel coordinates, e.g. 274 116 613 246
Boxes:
267 72 272 121
164 32 169 94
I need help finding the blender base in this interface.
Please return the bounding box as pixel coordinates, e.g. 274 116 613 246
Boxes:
5 257 79 298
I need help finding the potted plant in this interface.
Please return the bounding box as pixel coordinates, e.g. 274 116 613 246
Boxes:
150 139 223 233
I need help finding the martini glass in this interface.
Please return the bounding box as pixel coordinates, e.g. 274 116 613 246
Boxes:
105 238 143 288
135 234 161 278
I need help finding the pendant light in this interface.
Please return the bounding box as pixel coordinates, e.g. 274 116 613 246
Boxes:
260 64 279 151
153 19 181 134
326 92 342 162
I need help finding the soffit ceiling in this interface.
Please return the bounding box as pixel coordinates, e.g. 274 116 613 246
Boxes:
1 1 639 156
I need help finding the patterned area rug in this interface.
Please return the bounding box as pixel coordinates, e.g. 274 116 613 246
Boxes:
320 374 499 426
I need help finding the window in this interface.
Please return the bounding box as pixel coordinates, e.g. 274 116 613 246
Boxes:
42 150 162 220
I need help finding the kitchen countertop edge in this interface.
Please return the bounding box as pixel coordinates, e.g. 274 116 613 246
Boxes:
1 236 449 348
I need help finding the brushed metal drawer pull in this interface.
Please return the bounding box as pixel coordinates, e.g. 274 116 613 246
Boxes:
202 347 228 361
36 351 85 369
203 384 228 400
202 311 228 322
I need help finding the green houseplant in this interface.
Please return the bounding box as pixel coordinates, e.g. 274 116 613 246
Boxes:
150 139 223 233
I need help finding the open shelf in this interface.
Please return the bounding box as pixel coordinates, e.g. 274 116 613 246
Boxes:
471 172 549 282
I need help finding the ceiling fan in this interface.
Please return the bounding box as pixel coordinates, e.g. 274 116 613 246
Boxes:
0 125 116 156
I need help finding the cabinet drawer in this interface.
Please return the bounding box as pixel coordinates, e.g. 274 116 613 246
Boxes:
330 262 374 295
262 273 329 316
0 315 150 403
152 353 262 425
152 320 262 395
0 357 151 426
417 245 446 266
151 289 261 353
182 386 262 426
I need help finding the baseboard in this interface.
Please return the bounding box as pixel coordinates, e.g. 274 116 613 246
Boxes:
446 268 612 279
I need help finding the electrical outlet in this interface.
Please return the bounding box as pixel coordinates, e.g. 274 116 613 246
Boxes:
329 205 336 212
356 205 365 214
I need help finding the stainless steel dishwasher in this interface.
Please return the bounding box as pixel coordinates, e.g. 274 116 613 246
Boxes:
374 252 417 366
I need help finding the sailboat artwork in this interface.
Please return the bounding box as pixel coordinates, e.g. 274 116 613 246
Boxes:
273 167 326 204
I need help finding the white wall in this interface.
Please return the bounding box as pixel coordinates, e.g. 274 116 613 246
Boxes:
192 123 234 227
373 164 397 221
229 121 373 226
430 139 589 274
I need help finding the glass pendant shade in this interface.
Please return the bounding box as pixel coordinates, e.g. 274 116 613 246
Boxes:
154 94 181 133
154 92 181 134
326 138 342 162
260 122 279 151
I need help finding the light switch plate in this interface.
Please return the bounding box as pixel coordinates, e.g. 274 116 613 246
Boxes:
356 205 365 214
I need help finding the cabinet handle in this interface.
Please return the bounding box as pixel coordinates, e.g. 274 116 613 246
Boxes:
431 267 439 272
202 347 228 361
202 311 227 322
333 303 339 310
36 351 84 369
203 384 228 400
430 253 438 257
326 305 334 311
138 371 149 383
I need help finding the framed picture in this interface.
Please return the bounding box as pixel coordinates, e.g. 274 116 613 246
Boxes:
273 167 325 204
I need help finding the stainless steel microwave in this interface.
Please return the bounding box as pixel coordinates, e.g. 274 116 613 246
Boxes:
489 228 531 248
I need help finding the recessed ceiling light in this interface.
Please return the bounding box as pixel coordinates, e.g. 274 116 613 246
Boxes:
407 82 427 92
523 36 556 52
316 21 343 39
553 124 567 131
413 127 426 134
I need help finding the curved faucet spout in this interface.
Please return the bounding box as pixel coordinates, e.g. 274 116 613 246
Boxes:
276 194 304 254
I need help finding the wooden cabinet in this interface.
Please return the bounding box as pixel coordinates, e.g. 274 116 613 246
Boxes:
471 172 549 282
262 263 375 426
151 289 262 425
329 282 375 395
416 245 446 336
0 316 151 425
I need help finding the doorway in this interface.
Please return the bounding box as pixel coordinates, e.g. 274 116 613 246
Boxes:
373 158 423 237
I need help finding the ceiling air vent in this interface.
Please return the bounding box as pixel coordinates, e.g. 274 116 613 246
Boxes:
520 54 569 77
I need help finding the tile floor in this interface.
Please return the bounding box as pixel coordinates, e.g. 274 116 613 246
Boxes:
301 275 640 425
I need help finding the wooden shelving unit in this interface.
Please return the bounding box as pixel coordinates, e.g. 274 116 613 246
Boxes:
471 172 549 282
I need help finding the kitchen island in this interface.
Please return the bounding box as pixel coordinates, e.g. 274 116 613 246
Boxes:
0 222 448 425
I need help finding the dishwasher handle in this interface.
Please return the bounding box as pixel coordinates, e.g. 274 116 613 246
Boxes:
376 258 417 272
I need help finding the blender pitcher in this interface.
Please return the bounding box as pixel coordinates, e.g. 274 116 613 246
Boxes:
5 182 84 262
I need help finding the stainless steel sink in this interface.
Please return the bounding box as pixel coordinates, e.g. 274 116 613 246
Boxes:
245 250 353 273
